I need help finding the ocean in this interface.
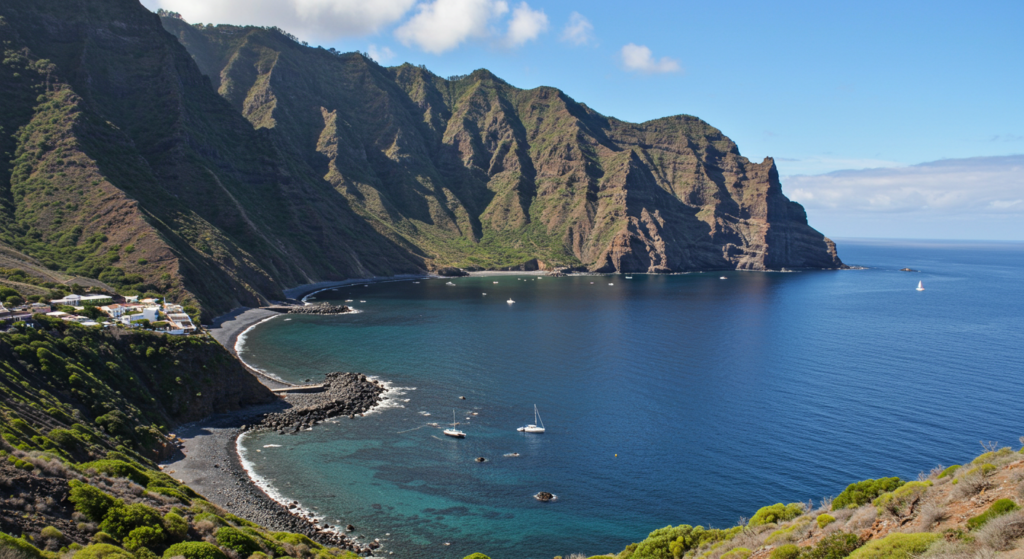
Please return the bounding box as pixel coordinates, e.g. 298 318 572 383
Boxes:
235 239 1024 559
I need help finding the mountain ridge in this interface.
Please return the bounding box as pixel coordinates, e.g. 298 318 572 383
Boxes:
0 0 842 318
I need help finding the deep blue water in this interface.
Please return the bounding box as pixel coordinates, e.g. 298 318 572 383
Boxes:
236 239 1024 559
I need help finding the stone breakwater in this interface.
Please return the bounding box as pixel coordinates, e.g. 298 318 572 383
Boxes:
242 372 385 434
288 303 350 315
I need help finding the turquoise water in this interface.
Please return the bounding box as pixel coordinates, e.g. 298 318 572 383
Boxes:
237 239 1024 559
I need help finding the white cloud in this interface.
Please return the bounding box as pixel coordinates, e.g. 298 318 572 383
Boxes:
145 0 417 40
505 2 548 47
783 155 1024 215
367 44 395 63
560 11 594 46
620 43 680 74
395 0 508 54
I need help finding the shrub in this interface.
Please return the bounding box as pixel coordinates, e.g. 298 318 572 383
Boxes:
192 513 228 528
951 473 990 499
215 528 261 557
803 532 862 559
626 525 735 559
833 478 904 510
938 465 960 478
71 544 136 559
39 526 63 541
770 544 801 559
873 481 932 518
163 512 188 540
975 510 1024 550
749 503 804 527
223 514 257 528
162 542 228 559
719 549 751 559
969 499 1022 531
68 480 119 522
816 514 836 528
79 460 150 486
463 555 491 559
0 532 46 559
847 533 940 559
92 533 117 545
766 517 811 544
122 526 164 552
99 503 164 540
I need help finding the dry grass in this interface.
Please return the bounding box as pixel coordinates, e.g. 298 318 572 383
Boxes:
844 504 877 532
0 546 29 559
975 509 1024 551
914 501 947 532
951 473 991 500
921 541 995 559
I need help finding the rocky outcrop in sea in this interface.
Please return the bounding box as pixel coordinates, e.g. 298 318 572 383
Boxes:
242 373 385 434
288 303 351 314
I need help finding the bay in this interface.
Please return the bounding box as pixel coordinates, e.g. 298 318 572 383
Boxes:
236 239 1024 559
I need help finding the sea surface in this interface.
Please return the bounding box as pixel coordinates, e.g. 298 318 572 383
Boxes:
236 239 1024 559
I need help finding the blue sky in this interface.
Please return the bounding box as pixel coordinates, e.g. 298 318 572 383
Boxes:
143 0 1024 240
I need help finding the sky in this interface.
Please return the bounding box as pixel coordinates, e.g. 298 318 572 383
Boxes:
140 0 1024 241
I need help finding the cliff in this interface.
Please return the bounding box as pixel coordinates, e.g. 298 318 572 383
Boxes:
0 0 842 319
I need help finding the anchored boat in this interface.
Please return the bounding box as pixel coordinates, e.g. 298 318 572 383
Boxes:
517 404 545 434
443 410 465 438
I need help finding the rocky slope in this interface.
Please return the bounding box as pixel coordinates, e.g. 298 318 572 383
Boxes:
0 0 842 319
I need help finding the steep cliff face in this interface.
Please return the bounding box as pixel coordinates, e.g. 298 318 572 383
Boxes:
0 0 842 318
0 0 424 318
164 19 843 274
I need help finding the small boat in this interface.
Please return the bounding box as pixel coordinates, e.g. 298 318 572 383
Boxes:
482 293 487 295
359 300 366 303
916 281 925 291
446 281 456 286
608 283 614 286
719 276 727 280
625 276 633 279
413 282 420 284
443 410 465 438
345 299 353 302
493 281 499 284
507 298 515 304
517 404 546 434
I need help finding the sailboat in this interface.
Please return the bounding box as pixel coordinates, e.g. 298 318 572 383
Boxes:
517 405 545 434
443 410 465 438
507 298 515 304
916 281 925 291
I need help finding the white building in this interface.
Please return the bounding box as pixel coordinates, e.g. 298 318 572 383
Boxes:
165 312 197 334
50 294 112 306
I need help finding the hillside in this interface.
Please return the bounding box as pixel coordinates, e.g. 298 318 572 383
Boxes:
0 0 842 319
2 320 1023 559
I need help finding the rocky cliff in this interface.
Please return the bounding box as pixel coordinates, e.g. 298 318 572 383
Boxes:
0 0 842 318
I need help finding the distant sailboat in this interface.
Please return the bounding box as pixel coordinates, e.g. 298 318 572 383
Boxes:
507 298 515 304
443 410 465 438
916 281 925 291
517 405 545 434
446 281 456 286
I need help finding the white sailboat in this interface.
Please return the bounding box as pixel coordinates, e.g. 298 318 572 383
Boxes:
507 298 515 304
517 405 545 433
443 410 465 438
916 281 925 291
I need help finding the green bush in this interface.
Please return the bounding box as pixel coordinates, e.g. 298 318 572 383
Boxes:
92 533 117 545
223 514 257 528
122 526 164 552
79 459 150 486
40 526 63 541
803 533 862 559
626 524 737 559
0 532 46 559
832 477 904 510
749 503 804 526
770 544 801 559
162 542 228 559
147 486 190 504
816 514 835 528
162 512 188 540
68 480 120 522
215 527 261 556
72 544 136 559
271 532 323 550
192 512 228 527
967 498 1020 530
938 465 960 478
99 503 164 540
873 481 932 517
719 548 751 559
847 533 940 559
463 555 491 559
766 517 810 544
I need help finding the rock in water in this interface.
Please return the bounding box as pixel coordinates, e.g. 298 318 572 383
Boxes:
535 492 555 502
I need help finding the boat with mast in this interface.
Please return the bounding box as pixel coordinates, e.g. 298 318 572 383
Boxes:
443 410 465 438
517 404 545 433
916 281 925 291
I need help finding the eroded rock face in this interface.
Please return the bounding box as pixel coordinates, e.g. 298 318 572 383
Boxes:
162 20 844 274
